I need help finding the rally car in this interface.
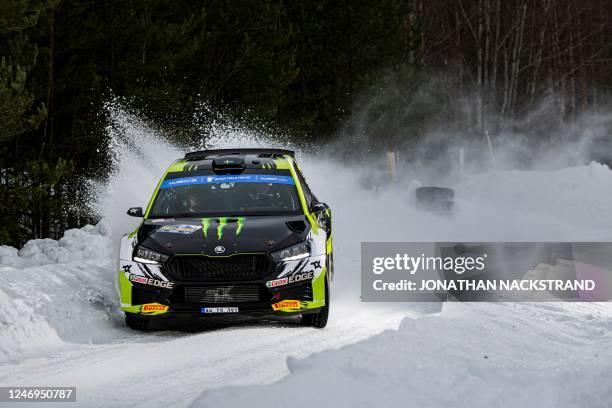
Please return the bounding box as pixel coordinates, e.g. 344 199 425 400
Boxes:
118 148 332 330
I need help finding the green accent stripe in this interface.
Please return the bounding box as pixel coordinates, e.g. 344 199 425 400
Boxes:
167 159 188 172
217 217 227 239
121 305 141 313
236 217 246 235
119 270 132 305
307 266 326 308
201 217 211 238
273 157 291 169
127 223 141 239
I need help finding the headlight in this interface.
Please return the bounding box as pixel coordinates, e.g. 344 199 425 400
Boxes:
271 241 310 261
133 246 170 264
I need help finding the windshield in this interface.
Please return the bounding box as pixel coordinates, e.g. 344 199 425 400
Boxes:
148 173 302 217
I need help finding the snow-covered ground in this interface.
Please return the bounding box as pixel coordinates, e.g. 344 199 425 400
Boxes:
193 302 612 408
0 112 611 407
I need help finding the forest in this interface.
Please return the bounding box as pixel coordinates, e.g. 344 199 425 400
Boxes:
1 0 612 247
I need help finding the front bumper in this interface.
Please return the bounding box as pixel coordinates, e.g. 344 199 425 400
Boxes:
118 254 326 317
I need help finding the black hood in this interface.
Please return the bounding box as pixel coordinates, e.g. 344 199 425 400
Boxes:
138 215 310 257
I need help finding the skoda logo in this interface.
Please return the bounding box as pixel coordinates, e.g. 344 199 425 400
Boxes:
214 245 226 254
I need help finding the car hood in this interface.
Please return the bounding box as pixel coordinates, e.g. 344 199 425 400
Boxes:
139 215 310 256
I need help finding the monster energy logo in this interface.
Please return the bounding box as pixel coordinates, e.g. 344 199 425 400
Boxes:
200 217 246 240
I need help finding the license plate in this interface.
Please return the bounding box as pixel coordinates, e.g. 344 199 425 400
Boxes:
201 307 239 314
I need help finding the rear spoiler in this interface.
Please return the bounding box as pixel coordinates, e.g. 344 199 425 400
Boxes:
184 148 295 160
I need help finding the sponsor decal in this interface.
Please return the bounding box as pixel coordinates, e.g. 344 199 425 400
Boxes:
290 271 315 283
205 287 233 302
272 300 302 312
150 218 175 223
266 277 289 288
266 271 314 288
201 307 239 313
141 303 169 313
163 177 200 188
214 245 226 254
156 224 202 235
310 260 322 270
160 174 295 189
201 217 247 240
129 273 174 289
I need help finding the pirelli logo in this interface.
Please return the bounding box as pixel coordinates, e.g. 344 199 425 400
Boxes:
141 303 169 313
272 300 301 311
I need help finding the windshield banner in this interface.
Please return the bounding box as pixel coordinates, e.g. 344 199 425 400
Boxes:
160 174 295 189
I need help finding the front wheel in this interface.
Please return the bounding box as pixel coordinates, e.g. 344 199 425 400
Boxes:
302 278 329 328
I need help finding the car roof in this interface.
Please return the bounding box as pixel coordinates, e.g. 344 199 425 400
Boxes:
184 148 294 160
166 150 295 173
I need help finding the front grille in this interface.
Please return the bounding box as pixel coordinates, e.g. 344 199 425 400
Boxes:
185 285 261 303
163 255 270 281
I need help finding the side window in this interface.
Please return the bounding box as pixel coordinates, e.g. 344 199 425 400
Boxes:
294 165 315 208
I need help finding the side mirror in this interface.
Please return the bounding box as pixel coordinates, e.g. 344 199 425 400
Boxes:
311 202 329 213
127 207 144 217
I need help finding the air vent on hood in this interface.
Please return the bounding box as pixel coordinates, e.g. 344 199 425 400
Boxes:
286 220 307 233
137 224 158 243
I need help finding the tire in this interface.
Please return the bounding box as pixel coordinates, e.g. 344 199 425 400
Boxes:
327 253 334 282
302 278 329 328
125 313 150 331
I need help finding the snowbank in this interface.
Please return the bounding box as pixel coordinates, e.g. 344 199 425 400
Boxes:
0 222 124 362
0 223 112 268
192 302 612 408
